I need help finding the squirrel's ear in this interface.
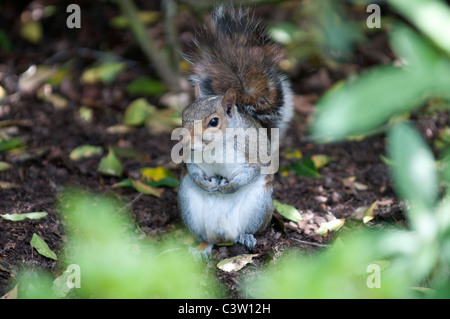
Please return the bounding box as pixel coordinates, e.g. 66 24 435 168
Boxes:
222 88 236 117
194 82 202 99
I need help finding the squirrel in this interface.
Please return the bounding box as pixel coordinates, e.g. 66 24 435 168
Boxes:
177 6 294 257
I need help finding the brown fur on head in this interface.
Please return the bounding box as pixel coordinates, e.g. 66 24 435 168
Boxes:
182 88 238 147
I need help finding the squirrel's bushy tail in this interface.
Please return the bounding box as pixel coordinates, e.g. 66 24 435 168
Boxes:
185 6 293 132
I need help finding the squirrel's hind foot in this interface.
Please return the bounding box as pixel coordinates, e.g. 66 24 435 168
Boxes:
236 234 257 250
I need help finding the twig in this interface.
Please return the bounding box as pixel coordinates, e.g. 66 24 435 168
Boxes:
116 0 183 91
154 247 182 260
120 192 143 211
162 0 180 70
290 237 330 248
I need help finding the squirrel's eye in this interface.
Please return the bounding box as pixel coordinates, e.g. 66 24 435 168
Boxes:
208 117 219 127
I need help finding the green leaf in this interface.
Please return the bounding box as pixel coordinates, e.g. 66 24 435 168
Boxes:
0 29 13 52
78 106 94 123
363 201 379 224
37 88 68 109
112 178 133 189
389 0 450 56
0 137 25 152
389 24 440 70
316 219 345 236
30 233 58 260
148 177 179 188
123 98 155 127
20 20 42 44
81 62 126 84
126 77 167 96
388 122 438 211
111 146 146 161
0 161 12 172
311 155 330 170
0 181 19 189
310 26 450 141
1 212 48 222
273 200 303 222
113 175 178 193
268 22 299 45
290 158 322 178
140 167 178 187
110 11 160 29
97 149 123 177
69 145 103 161
130 179 160 197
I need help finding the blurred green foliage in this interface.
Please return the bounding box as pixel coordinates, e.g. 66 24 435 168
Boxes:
17 190 221 298
294 0 450 298
268 0 370 66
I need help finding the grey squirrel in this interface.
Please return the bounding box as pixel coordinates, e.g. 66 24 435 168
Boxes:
177 6 294 257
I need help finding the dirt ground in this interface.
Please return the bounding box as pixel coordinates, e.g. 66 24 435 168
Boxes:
0 1 448 298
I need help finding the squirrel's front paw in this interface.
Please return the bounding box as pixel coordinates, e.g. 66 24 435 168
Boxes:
194 175 219 193
218 178 238 194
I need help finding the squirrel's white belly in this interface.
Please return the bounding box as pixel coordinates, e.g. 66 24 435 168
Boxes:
179 173 268 243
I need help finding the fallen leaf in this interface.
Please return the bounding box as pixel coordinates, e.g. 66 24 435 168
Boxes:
112 146 146 161
78 106 93 123
69 145 103 161
342 176 356 187
141 166 173 181
106 124 135 134
126 76 167 96
97 149 123 177
363 200 379 224
30 233 58 260
123 98 155 127
130 179 161 197
1 285 18 299
110 11 160 29
1 212 48 221
311 154 331 169
351 206 368 220
290 158 322 178
316 218 345 236
342 176 368 191
0 182 19 189
354 182 369 191
273 200 303 222
0 85 5 102
37 85 68 109
19 65 56 93
0 161 11 172
0 137 25 152
217 254 258 272
140 167 179 187
81 61 126 84
112 178 133 189
20 20 42 43
145 108 182 134
284 149 303 159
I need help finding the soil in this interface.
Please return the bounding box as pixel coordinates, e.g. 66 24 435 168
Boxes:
0 1 447 298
